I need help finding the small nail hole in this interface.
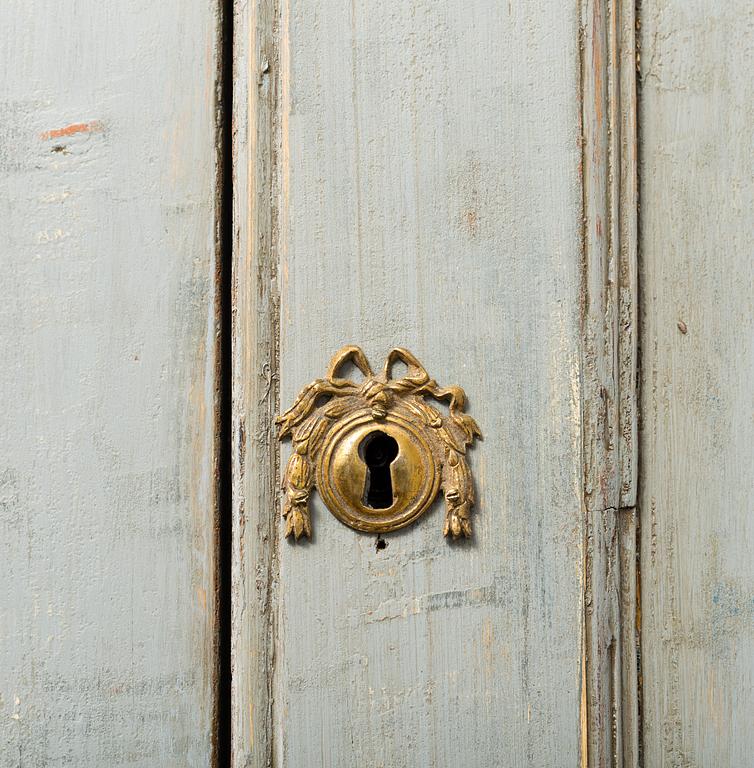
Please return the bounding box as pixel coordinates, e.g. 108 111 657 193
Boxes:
375 535 387 552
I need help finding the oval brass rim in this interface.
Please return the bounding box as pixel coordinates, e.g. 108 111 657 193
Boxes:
316 410 440 533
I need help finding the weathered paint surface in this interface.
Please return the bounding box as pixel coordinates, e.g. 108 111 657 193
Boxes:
233 1 588 766
580 2 640 766
639 2 754 765
0 2 221 765
230 0 280 763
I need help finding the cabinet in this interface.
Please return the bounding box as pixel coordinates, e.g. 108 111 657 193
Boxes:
1 1 752 766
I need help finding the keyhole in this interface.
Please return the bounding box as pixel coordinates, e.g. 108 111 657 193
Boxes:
359 431 399 509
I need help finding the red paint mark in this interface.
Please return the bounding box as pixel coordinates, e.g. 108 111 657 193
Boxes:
596 216 603 238
40 120 103 141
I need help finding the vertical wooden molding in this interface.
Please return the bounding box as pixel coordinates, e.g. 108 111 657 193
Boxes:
580 0 639 766
616 4 640 765
231 0 281 765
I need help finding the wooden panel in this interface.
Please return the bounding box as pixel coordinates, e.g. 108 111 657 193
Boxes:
233 1 588 765
639 2 754 765
0 2 221 765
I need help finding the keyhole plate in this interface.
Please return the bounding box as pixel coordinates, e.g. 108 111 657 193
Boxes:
317 410 439 533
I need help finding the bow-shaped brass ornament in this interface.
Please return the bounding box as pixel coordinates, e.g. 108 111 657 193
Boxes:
277 346 481 540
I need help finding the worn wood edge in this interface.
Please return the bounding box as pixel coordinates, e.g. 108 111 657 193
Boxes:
580 1 640 766
616 3 640 764
231 0 281 765
212 0 228 764
618 509 641 768
617 1 638 510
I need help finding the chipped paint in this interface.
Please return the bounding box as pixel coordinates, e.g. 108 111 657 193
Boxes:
40 120 103 141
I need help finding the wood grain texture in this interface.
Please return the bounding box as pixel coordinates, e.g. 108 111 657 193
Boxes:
639 2 754 765
264 1 586 766
0 2 222 765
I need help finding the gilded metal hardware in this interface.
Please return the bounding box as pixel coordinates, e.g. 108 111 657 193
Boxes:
277 346 481 541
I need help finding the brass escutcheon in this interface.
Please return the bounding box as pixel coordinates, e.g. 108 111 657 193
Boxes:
317 410 439 533
277 346 481 541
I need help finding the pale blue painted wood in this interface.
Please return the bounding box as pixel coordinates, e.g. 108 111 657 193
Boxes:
0 2 221 765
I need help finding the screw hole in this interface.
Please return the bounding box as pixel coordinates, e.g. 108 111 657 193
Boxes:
375 535 387 552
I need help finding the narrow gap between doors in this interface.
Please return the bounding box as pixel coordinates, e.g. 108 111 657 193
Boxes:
216 0 234 764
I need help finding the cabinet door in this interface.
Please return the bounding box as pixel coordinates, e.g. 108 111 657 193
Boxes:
231 2 617 766
0 2 222 765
